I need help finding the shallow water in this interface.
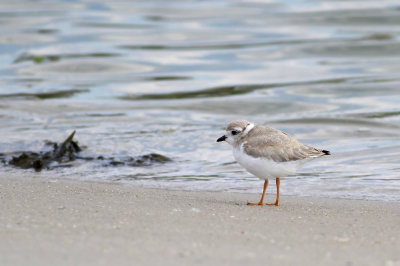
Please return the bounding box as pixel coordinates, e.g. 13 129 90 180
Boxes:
1 0 400 201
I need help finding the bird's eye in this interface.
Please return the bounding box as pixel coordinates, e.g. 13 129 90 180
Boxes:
231 130 238 135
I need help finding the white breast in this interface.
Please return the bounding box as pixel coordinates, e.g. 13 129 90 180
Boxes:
232 145 307 180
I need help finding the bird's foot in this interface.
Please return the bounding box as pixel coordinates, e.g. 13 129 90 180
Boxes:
266 201 280 206
247 202 264 206
247 201 279 206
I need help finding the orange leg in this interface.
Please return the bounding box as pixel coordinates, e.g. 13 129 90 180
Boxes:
266 177 280 206
248 178 280 206
248 179 268 206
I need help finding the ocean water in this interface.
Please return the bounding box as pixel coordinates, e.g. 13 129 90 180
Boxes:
1 0 400 201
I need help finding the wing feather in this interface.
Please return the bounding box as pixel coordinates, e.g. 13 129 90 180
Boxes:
243 126 326 162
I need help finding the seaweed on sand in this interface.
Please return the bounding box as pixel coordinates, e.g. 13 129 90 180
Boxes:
2 131 171 171
8 131 81 172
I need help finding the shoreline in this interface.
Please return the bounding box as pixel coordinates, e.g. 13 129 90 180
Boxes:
1 176 399 266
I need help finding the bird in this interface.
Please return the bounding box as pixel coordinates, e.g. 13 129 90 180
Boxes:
217 120 330 206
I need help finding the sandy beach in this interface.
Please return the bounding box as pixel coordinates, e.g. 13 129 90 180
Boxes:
0 176 399 266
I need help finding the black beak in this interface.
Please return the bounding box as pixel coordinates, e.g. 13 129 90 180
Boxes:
217 135 227 142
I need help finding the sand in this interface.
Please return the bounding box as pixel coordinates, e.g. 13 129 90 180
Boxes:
0 176 399 266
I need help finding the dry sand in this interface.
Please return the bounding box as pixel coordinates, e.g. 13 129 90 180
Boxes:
0 176 399 266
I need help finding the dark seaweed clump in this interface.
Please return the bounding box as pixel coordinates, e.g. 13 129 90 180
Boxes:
2 131 171 171
8 131 81 172
106 153 171 167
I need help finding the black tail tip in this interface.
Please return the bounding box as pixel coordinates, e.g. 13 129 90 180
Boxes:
322 150 330 155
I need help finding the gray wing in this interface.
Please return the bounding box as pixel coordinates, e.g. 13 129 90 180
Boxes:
243 126 326 162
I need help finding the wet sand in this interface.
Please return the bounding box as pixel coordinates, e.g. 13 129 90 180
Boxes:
1 176 399 266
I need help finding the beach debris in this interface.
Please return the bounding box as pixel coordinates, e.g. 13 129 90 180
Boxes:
107 153 171 167
8 131 81 171
1 131 171 171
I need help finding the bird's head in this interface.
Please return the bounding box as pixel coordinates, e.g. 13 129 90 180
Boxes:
217 120 254 146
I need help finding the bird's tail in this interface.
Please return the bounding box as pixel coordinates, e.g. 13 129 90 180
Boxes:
322 150 330 155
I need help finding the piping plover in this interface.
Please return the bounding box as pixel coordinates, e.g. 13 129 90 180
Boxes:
217 120 330 206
